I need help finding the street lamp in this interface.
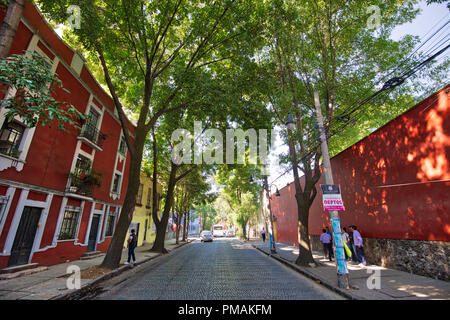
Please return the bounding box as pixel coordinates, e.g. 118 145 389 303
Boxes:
286 112 295 130
250 166 279 254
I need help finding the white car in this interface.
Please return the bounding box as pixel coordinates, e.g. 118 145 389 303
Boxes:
200 231 213 242
226 229 235 237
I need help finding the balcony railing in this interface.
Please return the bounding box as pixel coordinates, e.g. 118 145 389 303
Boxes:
0 145 21 159
66 173 94 197
78 123 106 148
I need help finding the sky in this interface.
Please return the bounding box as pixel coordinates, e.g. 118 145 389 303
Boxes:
266 0 450 193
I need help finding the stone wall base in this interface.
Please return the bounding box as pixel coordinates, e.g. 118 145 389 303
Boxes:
308 235 449 281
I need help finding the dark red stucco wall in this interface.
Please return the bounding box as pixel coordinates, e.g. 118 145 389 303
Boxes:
271 86 450 245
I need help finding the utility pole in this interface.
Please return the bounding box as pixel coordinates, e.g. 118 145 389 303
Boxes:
314 90 350 289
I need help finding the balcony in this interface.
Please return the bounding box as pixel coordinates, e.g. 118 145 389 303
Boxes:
66 170 102 198
77 123 107 150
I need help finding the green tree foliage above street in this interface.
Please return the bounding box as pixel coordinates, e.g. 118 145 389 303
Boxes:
36 0 270 268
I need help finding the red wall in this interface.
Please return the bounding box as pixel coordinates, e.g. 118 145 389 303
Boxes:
271 86 450 245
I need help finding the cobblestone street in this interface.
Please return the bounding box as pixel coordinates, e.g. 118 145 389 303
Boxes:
94 238 345 300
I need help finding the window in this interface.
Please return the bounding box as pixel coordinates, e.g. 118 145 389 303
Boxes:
0 120 25 158
112 174 121 193
119 137 127 155
80 107 104 147
136 184 143 205
146 187 152 207
105 211 116 236
87 108 100 129
0 196 9 226
58 207 81 240
74 155 91 175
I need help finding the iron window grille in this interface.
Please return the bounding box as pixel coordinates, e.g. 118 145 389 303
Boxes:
58 206 81 240
112 174 121 194
0 195 10 226
67 155 94 196
0 120 25 158
79 122 106 148
105 212 116 236
119 138 127 155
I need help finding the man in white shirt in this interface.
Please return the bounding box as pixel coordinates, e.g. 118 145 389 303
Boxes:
350 225 366 266
320 229 333 261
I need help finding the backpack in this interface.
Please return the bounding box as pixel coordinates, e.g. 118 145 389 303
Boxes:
128 234 136 245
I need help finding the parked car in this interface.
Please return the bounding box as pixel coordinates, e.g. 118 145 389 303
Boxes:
226 229 235 237
200 230 213 242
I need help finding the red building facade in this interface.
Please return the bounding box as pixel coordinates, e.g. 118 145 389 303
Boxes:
270 86 450 280
0 3 135 269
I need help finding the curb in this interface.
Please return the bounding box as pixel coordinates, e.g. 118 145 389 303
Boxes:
51 239 194 300
250 244 360 300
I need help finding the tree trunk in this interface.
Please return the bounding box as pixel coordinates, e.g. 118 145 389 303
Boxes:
100 149 142 269
295 198 316 266
0 0 25 58
286 131 317 267
150 163 178 253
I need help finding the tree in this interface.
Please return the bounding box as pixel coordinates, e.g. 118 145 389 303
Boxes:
258 0 425 266
37 0 262 269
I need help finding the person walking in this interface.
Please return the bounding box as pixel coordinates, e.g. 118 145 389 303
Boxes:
261 227 266 242
350 225 366 266
342 227 351 261
320 229 333 261
348 225 359 263
125 229 137 265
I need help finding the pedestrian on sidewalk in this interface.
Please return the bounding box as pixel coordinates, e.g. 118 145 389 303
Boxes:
320 229 333 261
350 225 366 266
348 226 359 263
261 227 266 242
126 229 137 265
342 227 351 261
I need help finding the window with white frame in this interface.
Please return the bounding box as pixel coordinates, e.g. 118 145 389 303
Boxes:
118 137 127 155
112 173 121 194
0 195 9 226
58 206 82 240
105 209 116 237
0 120 26 158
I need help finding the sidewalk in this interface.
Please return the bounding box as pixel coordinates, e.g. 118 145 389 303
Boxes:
0 238 194 300
251 240 450 300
